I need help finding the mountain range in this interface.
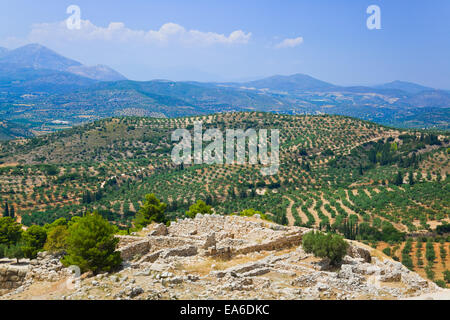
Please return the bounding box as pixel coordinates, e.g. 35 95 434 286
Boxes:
0 43 448 139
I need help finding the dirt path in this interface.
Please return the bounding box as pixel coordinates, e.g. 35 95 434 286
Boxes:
284 196 295 226
319 194 334 224
309 198 321 227
296 205 309 226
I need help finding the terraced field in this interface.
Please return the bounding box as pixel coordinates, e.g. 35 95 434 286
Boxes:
0 112 448 251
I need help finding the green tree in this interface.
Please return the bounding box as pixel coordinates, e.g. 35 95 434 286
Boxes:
408 171 415 185
3 202 9 218
61 211 122 274
426 239 436 263
44 217 68 231
0 244 7 258
44 225 69 253
9 205 15 219
393 171 403 186
302 230 349 266
5 242 24 263
21 225 47 259
186 200 212 219
0 217 22 247
425 264 435 280
134 194 167 227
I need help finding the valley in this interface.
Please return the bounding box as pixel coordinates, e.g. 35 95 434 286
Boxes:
0 112 449 284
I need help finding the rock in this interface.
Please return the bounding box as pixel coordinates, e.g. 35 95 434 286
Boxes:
380 271 402 282
149 223 168 236
160 245 198 259
149 263 171 272
222 262 268 275
347 243 372 263
81 271 94 279
316 282 329 291
202 232 216 249
241 268 271 277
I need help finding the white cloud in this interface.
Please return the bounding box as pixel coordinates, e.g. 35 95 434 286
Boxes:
275 36 303 49
23 20 251 47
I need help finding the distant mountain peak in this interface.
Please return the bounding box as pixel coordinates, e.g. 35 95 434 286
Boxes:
242 73 337 92
374 80 433 94
21 43 49 50
0 43 126 82
0 43 82 71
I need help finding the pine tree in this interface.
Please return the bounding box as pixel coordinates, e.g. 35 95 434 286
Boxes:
3 202 9 218
394 171 403 186
409 171 415 185
61 211 122 274
134 194 167 227
9 205 15 219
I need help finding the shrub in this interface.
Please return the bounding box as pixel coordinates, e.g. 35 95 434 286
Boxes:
425 264 435 280
237 209 268 220
302 231 349 266
425 239 436 263
186 200 212 219
434 279 447 288
61 211 122 274
382 247 391 256
444 270 450 283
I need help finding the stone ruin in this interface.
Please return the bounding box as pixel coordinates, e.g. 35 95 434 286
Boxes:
0 251 71 296
117 214 308 265
1 214 445 300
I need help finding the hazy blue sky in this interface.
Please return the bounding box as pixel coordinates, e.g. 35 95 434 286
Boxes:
1 0 449 88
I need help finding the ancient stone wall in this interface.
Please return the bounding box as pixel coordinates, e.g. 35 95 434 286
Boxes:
0 264 28 292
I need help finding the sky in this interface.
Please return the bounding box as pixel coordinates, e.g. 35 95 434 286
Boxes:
0 0 449 88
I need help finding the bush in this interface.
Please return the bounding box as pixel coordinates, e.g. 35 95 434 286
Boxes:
302 231 349 266
435 279 447 288
21 225 47 259
382 247 391 256
425 239 436 263
61 212 122 274
444 270 450 283
186 200 212 219
237 209 269 220
425 264 435 280
134 194 167 227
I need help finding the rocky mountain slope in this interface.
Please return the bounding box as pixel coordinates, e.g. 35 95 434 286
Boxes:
1 215 447 300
